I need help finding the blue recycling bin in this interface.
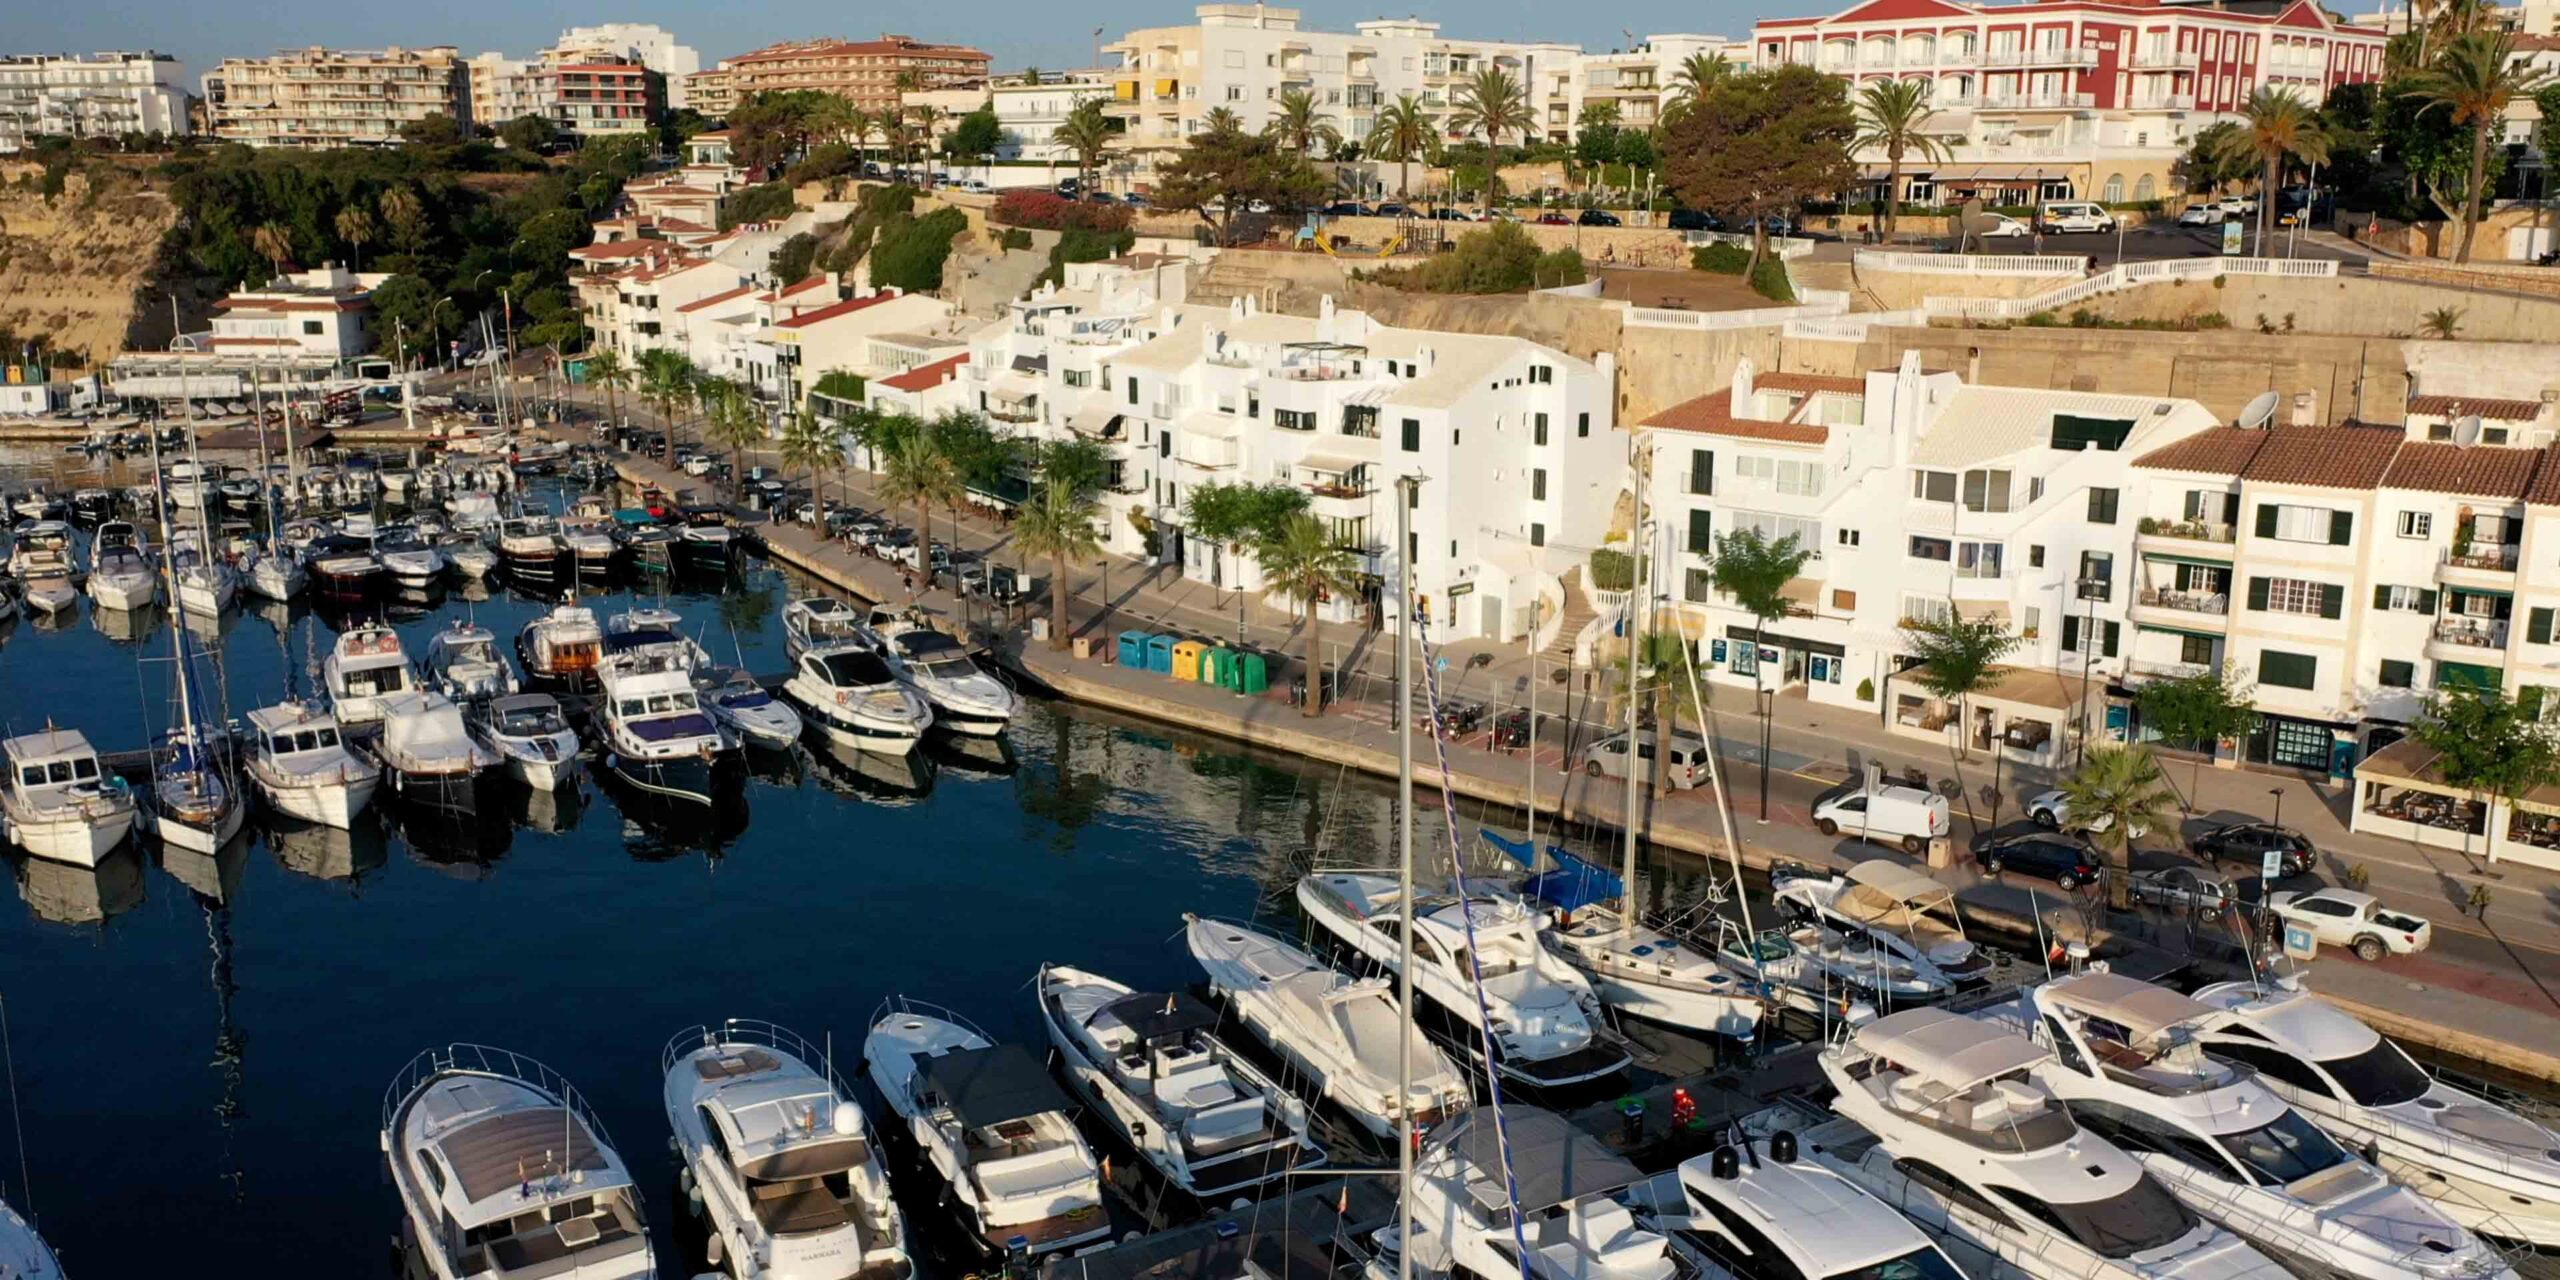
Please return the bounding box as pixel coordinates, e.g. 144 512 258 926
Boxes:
1145 634 1176 675
1117 630 1153 668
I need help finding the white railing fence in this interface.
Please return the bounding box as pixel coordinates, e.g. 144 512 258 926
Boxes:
1916 256 2340 321
1855 249 2091 276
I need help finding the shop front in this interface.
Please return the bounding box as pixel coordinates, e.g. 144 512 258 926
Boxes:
1883 662 2092 769
1709 624 1848 691
2504 786 2560 872
2350 737 2488 856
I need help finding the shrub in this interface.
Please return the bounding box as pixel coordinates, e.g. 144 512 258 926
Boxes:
717 181 798 230
1040 226 1137 285
997 227 1033 251
1856 678 1875 702
811 370 866 402
1691 243 1749 275
1378 221 1574 294
1588 548 1641 592
991 189 1134 234
869 207 969 292
771 232 821 286
1532 247 1586 289
1747 255 1793 302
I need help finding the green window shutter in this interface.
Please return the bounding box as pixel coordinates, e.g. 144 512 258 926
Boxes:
2247 577 2270 611
2374 585 2391 610
2102 621 2121 657
2255 504 2278 538
2526 686 2549 719
2418 589 2438 614
2329 510 2353 545
2262 650 2317 690
2319 584 2343 619
2533 608 2555 645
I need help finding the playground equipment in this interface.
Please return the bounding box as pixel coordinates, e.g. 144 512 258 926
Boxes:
1294 212 1407 259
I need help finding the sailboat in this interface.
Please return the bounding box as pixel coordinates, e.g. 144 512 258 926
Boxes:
137 434 246 855
241 362 305 603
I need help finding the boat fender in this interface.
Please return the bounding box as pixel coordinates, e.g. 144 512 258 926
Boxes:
834 1102 860 1136
1709 1145 1740 1181
1768 1130 1798 1165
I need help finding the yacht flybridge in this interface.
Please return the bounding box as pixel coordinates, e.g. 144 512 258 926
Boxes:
861 997 1111 1257
381 1044 654 1280
1296 871 1629 1088
1035 963 1322 1197
1182 914 1472 1141
1770 861 1993 1005
1809 1006 2289 1280
1397 1106 1677 1280
2006 971 2513 1280
2192 981 2560 1248
1628 1127 1975 1280
783 597 866 659
662 1020 909 1280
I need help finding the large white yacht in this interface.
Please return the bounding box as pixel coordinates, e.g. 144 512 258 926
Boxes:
861 996 1111 1257
87 519 158 611
1392 1106 1676 1280
783 597 866 659
1768 861 1993 1004
867 610 1015 736
695 665 803 751
469 693 582 792
2004 972 2512 1280
1035 963 1323 1197
324 622 418 728
0 1193 63 1280
242 701 379 829
1183 914 1471 1141
1 728 137 866
596 651 739 806
662 1020 909 1280
2192 980 2560 1247
1808 1006 2289 1280
1297 871 1629 1089
424 621 518 703
1628 1128 1975 1280
381 1044 654 1280
783 642 934 754
1544 900 1763 1042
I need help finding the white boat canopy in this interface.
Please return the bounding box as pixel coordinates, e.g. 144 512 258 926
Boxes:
1851 1007 2047 1090
2040 972 2221 1040
1845 859 1957 906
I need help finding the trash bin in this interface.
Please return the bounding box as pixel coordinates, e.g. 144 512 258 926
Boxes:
1207 647 1239 691
1145 634 1175 675
1117 630 1153 668
1238 651 1269 695
1171 640 1207 682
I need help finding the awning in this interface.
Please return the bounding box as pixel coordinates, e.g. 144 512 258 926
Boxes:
1896 662 2089 713
1779 577 1822 608
1851 1007 2047 1091
2134 622 2226 642
1101 991 1219 1041
2141 552 2233 569
1846 858 1955 905
924 1044 1076 1129
1068 407 1123 440
1725 623 1846 659
1932 163 2081 182
1956 599 2010 625
2353 736 2468 798
2040 972 2219 1040
1295 451 1367 476
991 373 1040 402
1441 1107 1643 1212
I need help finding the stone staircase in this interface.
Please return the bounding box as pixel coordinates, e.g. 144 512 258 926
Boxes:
1544 571 1600 667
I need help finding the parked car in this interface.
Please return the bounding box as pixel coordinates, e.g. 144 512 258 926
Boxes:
1667 207 1718 232
1739 215 1794 238
2190 821 2315 878
682 455 715 477
1323 201 1374 217
2177 203 2227 227
1374 202 1410 217
1577 208 1622 227
1977 213 2032 238
1536 211 1573 225
2268 888 2431 961
2037 201 2117 234
1123 192 1151 208
2219 194 2260 215
2128 864 2240 911
1427 207 1477 222
1580 729 1708 791
1975 832 2104 891
1054 177 1081 197
871 528 915 560
2024 787 2147 837
1813 784 1950 856
960 178 991 193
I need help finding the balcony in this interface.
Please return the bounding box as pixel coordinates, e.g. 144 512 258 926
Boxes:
2130 93 2198 111
2132 48 2199 69
2436 544 2520 589
2129 587 2231 633
1983 46 2097 68
1980 91 2096 110
2127 658 2212 683
1307 484 1373 519
1940 46 1979 65
2134 518 2237 559
2426 618 2510 662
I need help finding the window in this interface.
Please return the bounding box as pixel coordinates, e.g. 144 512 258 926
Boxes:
1688 449 1713 495
1530 469 1547 501
2256 502 2351 545
2078 551 2113 601
2051 414 2136 451
2208 1041 2334 1096
2087 487 2120 524
1909 536 1953 562
2030 544 2045 569
1911 469 1958 503
1687 510 1714 555
2532 607 2556 645
1400 418 1419 451
2180 634 2216 666
302 319 324 335
1529 522 1545 547
1961 467 2013 512
1903 595 1953 626
1529 364 1553 384
1838 528 1861 548
1273 408 1316 431
2263 577 2323 616
1955 541 2004 579
1834 589 1858 612
1685 568 1714 603
1729 510 1821 551
2379 659 2414 688
2397 511 2432 538
1733 454 1822 497
2260 649 2317 689
1533 413 1549 446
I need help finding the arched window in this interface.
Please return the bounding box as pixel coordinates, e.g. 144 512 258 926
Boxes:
2134 173 2157 201
2103 173 2125 203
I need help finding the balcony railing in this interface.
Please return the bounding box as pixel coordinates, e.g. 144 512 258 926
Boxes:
2137 517 2236 544
2441 544 2521 572
1980 90 2096 109
2132 48 2199 69
2137 587 2229 616
1306 483 1372 500
2129 658 2210 682
2433 619 2509 649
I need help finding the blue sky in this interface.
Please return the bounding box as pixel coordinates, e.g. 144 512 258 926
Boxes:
26 0 1795 81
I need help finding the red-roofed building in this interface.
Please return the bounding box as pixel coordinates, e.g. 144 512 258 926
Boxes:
720 35 991 113
536 56 663 138
862 353 973 418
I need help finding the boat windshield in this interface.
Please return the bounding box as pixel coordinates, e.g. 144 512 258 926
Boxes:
270 728 341 755
818 650 896 688
2213 1107 2349 1186
1833 1246 1968 1280
719 686 776 709
2313 1038 2432 1108
1993 1176 2197 1260
1727 932 1795 963
497 704 566 735
918 656 979 681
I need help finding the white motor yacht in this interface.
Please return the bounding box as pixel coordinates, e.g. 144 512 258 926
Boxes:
783 596 865 659
0 728 137 866
2194 981 2560 1247
495 514 566 584
517 604 604 689
438 531 497 580
1810 1006 2288 1280
0 1193 63 1280
378 527 446 589
677 510 736 574
424 620 520 703
1711 920 1911 1018
324 621 419 728
1183 914 1471 1141
562 517 619 578
1296 871 1629 1089
1394 1106 1676 1280
2004 971 2512 1280
605 607 709 672
861 997 1111 1257
469 693 583 791
663 1020 910 1280
596 653 740 806
14 532 77 617
869 617 1015 737
366 690 501 815
7 519 73 579
1768 861 1993 1003
783 642 934 753
87 519 158 611
381 1044 654 1280
307 532 385 601
242 701 380 829
695 665 803 751
1034 963 1324 1197
1627 1127 1975 1280
1544 900 1763 1041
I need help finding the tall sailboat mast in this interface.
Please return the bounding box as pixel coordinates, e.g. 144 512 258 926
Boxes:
143 426 203 800
1393 472 1418 1280
1621 439 1648 934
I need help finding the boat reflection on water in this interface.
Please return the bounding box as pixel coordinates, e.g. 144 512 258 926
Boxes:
452 577 495 606
928 732 1018 779
743 740 806 787
262 814 390 888
385 584 442 622
26 601 78 634
11 842 146 927
159 829 251 906
386 801 516 880
808 738 937 804
512 776 589 835
592 764 748 861
246 595 293 638
178 599 238 645
92 603 164 646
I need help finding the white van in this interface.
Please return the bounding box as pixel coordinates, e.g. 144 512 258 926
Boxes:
1581 729 1708 791
2037 201 2117 234
1812 784 1951 855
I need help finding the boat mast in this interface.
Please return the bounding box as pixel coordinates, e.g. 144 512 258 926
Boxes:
1621 438 1647 934
1663 443 1761 981
1394 472 1417 1280
143 425 203 800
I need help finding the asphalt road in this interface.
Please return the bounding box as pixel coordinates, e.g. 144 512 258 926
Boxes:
1833 218 2362 268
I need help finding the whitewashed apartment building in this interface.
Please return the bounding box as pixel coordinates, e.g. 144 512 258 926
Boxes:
0 51 191 152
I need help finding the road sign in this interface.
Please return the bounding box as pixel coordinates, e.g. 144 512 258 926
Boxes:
2221 219 2244 256
2262 849 2285 884
2283 921 2318 961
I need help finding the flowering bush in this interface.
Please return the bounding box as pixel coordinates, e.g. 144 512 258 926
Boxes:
992 189 1135 234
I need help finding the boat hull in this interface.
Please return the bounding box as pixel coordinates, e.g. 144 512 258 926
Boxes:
799 699 928 754
604 748 739 807
3 804 136 867
1576 967 1762 1041
248 762 380 830
380 765 497 817
501 548 564 583
89 574 158 612
142 793 246 855
925 699 1011 737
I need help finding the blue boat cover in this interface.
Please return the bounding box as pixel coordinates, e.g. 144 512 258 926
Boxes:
612 508 663 527
1480 828 1623 912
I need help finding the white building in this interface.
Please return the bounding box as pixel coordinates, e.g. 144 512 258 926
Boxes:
901 74 1115 163
0 51 190 152
464 53 542 131
108 265 393 401
543 23 700 108
1545 34 1739 138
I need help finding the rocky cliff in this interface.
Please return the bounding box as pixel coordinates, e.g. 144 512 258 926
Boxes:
0 162 183 369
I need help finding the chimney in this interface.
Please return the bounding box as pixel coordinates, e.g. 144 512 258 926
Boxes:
1730 356 1757 412
2290 391 2318 427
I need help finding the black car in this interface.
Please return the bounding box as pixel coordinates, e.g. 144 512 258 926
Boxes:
1323 201 1374 217
1667 207 1718 232
1054 177 1081 197
2190 822 2316 878
1977 832 2103 890
1578 208 1622 227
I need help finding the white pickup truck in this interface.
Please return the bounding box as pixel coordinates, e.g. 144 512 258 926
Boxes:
2267 888 2431 961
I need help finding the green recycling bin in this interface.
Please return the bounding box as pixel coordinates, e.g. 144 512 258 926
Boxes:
1207 647 1240 691
1237 650 1270 695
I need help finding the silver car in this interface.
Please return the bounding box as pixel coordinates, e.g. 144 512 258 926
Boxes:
2128 864 2237 911
1580 730 1709 791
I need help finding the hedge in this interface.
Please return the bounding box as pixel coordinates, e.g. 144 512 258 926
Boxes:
991 189 1135 234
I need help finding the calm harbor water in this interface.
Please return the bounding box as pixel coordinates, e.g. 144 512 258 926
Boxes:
0 494 1626 1276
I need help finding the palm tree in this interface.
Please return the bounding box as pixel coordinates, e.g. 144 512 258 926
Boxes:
909 103 947 184
1267 88 1340 158
1259 514 1361 716
2209 88 2332 250
1016 473 1105 648
1898 608 2022 833
777 411 835 513
1669 52 1734 114
1051 100 1114 194
1367 95 1433 203
2422 304 2466 338
876 421 961 589
1853 79 1952 242
378 186 427 257
703 380 767 503
637 349 694 465
585 348 631 434
2053 745 2183 908
1202 106 1245 136
1712 528 1815 820
334 206 375 272
1615 630 1708 796
250 222 296 278
2402 31 2554 264
1450 67 1531 150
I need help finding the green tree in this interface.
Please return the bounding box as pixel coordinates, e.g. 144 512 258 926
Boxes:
378 186 429 257
1016 449 1108 648
1574 102 1623 168
1711 527 1814 820
2423 304 2465 338
1668 52 1735 118
366 273 447 358
2411 685 2560 857
778 410 837 511
2179 121 2257 196
908 103 948 184
1450 67 1532 150
250 221 297 276
584 348 631 433
1615 630 1710 796
2401 31 2555 263
399 113 466 148
639 348 696 464
1051 100 1116 195
771 232 821 286
333 205 375 272
703 380 768 502
876 419 963 588
1852 79 1951 241
1267 89 1342 158
2134 663 2261 814
2210 89 2333 248
2535 84 2560 254
1660 65 1854 267
1259 513 1362 716
1202 106 1244 136
1154 126 1329 246
1897 608 2023 829
1184 480 1311 619
1367 95 1433 202
946 105 1002 176
500 113 560 153
2054 746 2183 907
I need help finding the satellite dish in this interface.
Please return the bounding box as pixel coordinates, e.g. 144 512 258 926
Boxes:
2452 414 2483 447
2236 390 2280 430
